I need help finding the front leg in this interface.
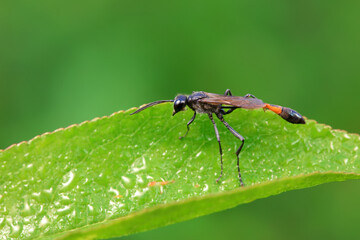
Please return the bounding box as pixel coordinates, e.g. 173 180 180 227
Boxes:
217 114 245 187
179 112 196 139
208 114 223 183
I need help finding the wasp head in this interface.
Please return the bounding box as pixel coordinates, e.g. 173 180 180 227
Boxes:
173 95 187 116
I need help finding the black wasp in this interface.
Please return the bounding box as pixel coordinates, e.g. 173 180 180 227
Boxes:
131 89 305 186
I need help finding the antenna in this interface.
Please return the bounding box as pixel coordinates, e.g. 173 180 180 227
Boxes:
130 100 174 115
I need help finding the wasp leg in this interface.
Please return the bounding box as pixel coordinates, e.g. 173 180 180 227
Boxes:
179 112 196 139
244 93 257 99
224 89 233 96
223 89 235 114
217 115 245 187
208 113 223 183
221 107 236 115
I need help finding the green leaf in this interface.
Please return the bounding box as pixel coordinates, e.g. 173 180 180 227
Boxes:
0 103 359 239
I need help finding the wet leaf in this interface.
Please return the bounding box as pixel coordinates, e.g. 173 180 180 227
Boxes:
0 103 359 239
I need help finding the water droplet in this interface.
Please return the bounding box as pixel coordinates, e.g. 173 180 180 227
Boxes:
132 188 148 198
88 204 94 212
43 187 53 194
344 134 350 139
130 156 146 173
38 205 44 214
109 187 120 196
291 138 300 145
9 222 23 238
286 158 294 164
62 171 75 188
108 200 125 214
39 216 49 227
21 200 32 217
121 176 130 183
32 192 41 198
136 175 144 183
56 205 72 216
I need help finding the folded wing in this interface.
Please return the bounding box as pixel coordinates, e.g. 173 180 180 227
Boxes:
199 94 265 109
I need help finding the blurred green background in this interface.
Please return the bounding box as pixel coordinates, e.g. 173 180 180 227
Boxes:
1 1 359 239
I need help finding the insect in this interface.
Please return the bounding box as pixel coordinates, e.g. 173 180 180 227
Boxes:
131 89 305 186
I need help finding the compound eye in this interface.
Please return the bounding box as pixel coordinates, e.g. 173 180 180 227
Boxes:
174 100 184 111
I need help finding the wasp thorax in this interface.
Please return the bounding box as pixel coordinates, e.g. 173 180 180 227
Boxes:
173 95 187 116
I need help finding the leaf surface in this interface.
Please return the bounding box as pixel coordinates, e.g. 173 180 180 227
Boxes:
0 103 359 239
